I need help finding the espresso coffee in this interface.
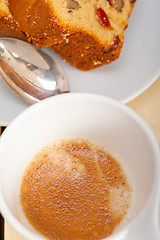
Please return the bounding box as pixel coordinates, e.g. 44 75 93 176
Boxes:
20 138 131 240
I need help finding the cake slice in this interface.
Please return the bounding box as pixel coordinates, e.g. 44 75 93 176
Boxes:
0 0 27 40
8 0 136 70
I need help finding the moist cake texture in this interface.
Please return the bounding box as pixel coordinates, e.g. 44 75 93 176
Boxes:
7 0 136 70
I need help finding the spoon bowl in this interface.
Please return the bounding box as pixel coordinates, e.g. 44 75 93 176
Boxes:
0 38 69 105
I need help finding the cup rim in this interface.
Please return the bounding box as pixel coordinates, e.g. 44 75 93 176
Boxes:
0 92 159 240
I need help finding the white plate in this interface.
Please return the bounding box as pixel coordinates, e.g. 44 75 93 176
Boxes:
0 0 160 125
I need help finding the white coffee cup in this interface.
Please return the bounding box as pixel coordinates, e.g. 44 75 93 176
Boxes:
0 93 159 240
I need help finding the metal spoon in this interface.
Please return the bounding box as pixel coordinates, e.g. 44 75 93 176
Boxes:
0 38 69 105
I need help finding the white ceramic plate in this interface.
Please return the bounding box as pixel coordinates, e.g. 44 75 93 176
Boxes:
0 0 160 125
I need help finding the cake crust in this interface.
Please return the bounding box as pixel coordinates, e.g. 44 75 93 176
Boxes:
8 0 135 70
0 16 27 40
0 1 27 40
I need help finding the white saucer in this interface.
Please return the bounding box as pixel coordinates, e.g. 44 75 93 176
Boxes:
0 0 159 125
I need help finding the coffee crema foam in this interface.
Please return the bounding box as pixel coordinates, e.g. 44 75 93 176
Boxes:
20 138 131 240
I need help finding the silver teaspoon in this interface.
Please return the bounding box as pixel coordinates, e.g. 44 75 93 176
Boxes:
0 38 69 105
